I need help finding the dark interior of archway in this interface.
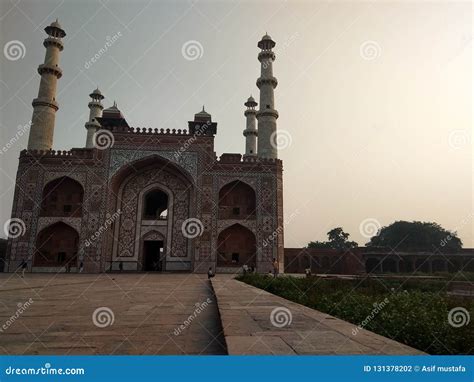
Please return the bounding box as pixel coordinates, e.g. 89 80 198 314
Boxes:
218 181 256 220
40 177 83 217
143 240 164 271
143 190 168 219
34 223 78 267
217 224 256 267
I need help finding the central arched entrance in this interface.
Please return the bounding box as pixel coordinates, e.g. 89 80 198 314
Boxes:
34 222 79 270
109 155 195 272
217 224 256 267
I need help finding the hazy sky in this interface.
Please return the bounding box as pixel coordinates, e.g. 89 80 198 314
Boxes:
0 0 472 247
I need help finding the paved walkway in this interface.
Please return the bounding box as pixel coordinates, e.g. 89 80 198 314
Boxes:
211 276 423 355
0 273 226 355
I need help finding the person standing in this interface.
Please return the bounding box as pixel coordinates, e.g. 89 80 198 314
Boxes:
272 258 279 278
207 267 215 279
20 260 28 278
79 261 84 273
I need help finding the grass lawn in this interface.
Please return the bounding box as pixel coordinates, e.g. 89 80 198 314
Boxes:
237 273 473 355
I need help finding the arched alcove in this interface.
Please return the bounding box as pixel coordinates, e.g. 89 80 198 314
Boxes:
217 224 256 267
40 177 84 217
34 222 79 267
218 181 256 220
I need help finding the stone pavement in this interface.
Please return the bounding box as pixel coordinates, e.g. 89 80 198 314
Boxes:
0 273 226 355
0 272 424 355
211 276 424 355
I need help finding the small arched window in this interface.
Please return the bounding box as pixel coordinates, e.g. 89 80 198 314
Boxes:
143 189 168 220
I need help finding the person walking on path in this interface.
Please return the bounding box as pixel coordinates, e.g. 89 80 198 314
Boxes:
272 258 279 278
19 260 28 278
207 267 215 279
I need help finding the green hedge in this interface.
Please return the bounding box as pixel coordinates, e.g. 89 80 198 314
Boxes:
237 274 473 354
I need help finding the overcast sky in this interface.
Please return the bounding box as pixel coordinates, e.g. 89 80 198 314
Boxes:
0 0 472 247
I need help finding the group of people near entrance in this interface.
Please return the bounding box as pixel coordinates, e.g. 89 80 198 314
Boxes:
207 258 280 279
17 259 280 278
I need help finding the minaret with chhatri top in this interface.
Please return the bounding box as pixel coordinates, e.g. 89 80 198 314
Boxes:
27 19 66 151
256 33 278 159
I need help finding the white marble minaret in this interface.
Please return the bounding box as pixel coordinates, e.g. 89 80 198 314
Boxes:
243 95 258 157
85 88 105 148
256 33 278 159
27 20 66 151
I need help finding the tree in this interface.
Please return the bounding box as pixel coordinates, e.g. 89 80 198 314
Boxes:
308 227 358 250
366 221 462 253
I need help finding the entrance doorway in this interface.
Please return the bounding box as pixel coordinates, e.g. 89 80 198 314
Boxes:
143 240 164 271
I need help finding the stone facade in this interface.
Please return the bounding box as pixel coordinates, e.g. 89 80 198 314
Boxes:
6 116 284 273
5 24 284 274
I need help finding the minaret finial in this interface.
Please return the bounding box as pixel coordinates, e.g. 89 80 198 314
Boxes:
85 87 105 148
256 34 278 159
27 20 66 150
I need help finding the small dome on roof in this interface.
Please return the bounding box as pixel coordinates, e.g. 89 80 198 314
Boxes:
102 101 124 118
194 106 212 122
90 87 104 100
245 95 257 108
45 18 66 37
258 32 275 49
50 19 62 29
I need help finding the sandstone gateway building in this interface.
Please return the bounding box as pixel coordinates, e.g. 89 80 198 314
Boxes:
6 21 284 273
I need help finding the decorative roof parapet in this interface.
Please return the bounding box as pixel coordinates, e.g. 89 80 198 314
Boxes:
217 153 282 165
19 148 100 160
